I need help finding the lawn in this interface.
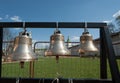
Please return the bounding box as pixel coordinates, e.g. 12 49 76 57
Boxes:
2 57 120 79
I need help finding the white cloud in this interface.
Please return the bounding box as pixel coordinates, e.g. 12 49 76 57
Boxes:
10 16 22 22
113 10 120 18
0 15 22 22
103 20 111 23
71 36 79 42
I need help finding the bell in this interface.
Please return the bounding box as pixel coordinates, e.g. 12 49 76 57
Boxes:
46 30 71 56
11 29 38 62
51 30 71 56
79 23 98 56
45 32 55 56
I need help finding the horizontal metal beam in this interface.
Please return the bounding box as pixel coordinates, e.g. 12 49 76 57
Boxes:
0 22 56 28
0 22 107 28
34 41 80 43
59 22 107 28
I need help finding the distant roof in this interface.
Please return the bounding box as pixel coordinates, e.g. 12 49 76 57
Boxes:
94 31 120 41
68 44 79 49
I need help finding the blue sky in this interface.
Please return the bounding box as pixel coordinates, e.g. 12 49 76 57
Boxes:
0 0 120 44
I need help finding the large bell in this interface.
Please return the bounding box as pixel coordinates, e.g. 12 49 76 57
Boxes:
45 30 71 56
11 29 38 62
79 23 98 56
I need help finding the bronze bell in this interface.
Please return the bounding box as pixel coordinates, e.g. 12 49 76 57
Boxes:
79 23 98 56
51 30 71 56
45 32 55 56
11 29 38 62
45 30 71 56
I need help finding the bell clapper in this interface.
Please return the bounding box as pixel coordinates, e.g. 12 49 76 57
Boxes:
56 55 59 63
56 55 62 79
20 61 24 68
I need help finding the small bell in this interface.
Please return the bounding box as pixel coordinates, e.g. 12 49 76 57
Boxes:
79 23 98 56
45 29 71 56
51 30 71 56
45 23 71 62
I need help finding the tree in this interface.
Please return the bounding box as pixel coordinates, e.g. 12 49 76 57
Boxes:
3 28 15 56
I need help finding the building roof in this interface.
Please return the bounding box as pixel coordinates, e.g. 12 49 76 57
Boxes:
94 31 120 42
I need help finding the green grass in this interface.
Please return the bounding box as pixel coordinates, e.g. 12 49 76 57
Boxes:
1 57 120 79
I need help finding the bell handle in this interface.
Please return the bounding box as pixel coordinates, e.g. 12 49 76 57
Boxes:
55 22 61 33
84 22 88 33
23 21 27 32
56 22 59 32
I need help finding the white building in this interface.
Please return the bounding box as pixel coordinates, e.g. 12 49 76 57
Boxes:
107 22 116 33
113 10 120 31
115 15 120 29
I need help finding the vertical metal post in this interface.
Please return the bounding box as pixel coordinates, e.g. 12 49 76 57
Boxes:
29 61 34 78
29 41 36 78
103 27 120 83
29 61 32 78
100 28 107 79
0 28 3 78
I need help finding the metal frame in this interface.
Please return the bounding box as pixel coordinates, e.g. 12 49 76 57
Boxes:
100 28 107 79
102 27 120 83
33 41 80 53
0 22 106 28
0 22 120 83
0 28 3 78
